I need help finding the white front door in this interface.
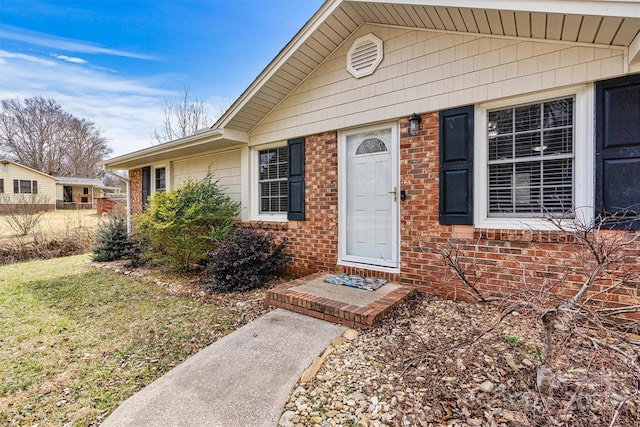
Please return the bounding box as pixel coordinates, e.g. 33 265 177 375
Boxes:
340 124 399 268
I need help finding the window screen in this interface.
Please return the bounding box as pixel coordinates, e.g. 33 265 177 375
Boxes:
259 146 288 213
487 97 574 216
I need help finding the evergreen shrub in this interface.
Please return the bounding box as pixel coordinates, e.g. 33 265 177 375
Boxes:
92 215 130 262
135 175 240 271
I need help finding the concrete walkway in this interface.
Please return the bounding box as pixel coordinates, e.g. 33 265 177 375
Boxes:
102 309 347 427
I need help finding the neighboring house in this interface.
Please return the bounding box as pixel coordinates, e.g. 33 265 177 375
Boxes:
0 159 57 211
104 1 640 306
54 176 109 209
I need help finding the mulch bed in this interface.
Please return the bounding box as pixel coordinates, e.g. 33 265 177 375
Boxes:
367 293 639 426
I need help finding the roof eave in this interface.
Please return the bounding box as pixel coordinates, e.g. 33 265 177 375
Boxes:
214 0 342 130
0 158 57 180
102 128 249 170
214 0 640 133
354 0 640 18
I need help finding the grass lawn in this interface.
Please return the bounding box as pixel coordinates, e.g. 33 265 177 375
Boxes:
0 255 248 426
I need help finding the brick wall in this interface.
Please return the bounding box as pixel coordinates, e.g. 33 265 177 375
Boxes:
267 131 340 276
129 168 143 216
396 113 639 321
260 115 639 320
96 198 126 216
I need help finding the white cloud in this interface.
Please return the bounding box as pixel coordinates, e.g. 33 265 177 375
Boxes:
0 26 157 60
0 48 176 158
0 50 55 66
53 54 87 64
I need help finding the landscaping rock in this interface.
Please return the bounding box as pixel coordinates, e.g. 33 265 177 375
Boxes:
279 293 639 426
343 329 358 340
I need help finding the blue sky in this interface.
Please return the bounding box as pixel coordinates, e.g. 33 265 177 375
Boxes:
0 0 324 156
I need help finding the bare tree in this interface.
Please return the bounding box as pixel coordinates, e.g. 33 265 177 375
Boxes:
152 84 210 144
151 84 233 144
0 97 111 178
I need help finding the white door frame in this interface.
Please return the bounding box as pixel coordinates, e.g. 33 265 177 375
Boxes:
338 121 400 270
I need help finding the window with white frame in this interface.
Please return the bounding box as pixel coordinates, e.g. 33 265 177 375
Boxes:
476 86 593 229
17 179 36 194
487 96 574 216
258 146 288 214
155 167 166 192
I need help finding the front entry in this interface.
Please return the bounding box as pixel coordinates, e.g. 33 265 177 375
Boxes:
340 124 399 269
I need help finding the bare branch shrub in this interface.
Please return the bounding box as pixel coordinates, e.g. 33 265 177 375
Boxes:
437 213 640 423
0 193 49 236
0 212 94 265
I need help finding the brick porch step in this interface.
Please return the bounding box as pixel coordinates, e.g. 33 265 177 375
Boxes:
265 272 416 329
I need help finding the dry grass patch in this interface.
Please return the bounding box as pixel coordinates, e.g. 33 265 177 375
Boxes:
0 210 101 265
0 209 100 241
0 255 266 426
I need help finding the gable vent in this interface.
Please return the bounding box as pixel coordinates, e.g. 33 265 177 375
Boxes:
347 33 383 78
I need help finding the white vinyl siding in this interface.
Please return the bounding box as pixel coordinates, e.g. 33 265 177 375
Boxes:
171 150 241 203
0 162 56 206
250 24 625 145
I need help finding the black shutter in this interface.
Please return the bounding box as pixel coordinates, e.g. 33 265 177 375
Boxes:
439 105 474 225
141 166 151 211
32 180 37 194
287 137 305 221
13 179 18 194
0 179 4 194
596 73 640 230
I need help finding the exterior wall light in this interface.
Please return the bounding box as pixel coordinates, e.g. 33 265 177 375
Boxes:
408 113 422 136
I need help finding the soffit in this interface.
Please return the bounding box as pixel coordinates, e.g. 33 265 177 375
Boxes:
221 0 640 133
103 131 247 170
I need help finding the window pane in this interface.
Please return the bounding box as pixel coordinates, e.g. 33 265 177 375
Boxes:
489 109 513 135
155 168 166 191
356 138 388 155
514 132 540 158
261 197 270 212
544 99 572 129
514 162 541 212
258 146 288 214
20 180 32 194
514 104 541 132
489 135 513 160
487 96 574 217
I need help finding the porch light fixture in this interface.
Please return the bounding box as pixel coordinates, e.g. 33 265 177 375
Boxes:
408 113 422 136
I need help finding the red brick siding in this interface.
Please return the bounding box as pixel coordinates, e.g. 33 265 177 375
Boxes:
129 168 143 216
96 198 126 216
268 131 340 276
258 114 640 319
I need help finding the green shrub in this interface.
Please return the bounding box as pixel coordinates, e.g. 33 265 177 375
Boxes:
91 215 131 262
204 225 291 292
135 175 240 271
